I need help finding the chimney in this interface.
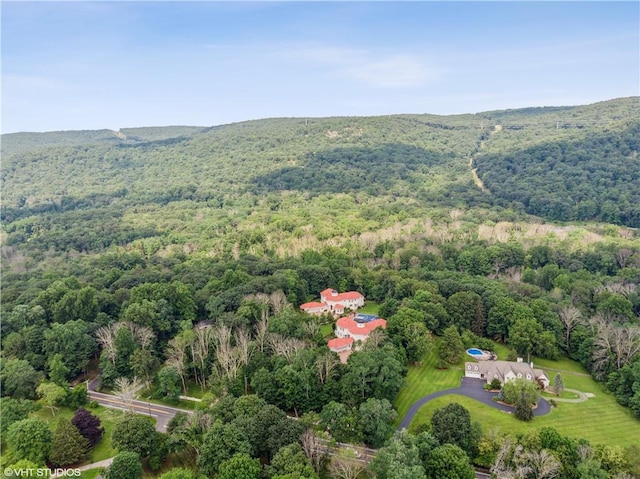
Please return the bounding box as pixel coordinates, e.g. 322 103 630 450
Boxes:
516 357 523 363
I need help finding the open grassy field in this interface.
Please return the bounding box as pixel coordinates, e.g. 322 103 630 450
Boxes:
396 348 640 448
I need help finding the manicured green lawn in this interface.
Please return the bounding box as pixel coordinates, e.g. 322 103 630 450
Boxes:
320 323 334 338
397 351 640 448
530 355 591 375
542 390 580 400
360 302 380 314
394 344 463 421
489 341 512 360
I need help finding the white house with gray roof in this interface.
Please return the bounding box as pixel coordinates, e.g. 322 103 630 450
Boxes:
465 360 549 388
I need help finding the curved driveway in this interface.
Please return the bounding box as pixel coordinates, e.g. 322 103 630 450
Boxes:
398 377 550 430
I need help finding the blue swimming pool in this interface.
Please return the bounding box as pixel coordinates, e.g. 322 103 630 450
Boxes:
466 348 483 356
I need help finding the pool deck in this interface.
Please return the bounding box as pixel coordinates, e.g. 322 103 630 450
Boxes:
466 349 494 361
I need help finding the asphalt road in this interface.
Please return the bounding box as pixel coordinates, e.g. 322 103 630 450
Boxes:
88 390 192 432
398 376 551 430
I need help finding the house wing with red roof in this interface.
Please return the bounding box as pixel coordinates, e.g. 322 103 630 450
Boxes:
301 289 365 316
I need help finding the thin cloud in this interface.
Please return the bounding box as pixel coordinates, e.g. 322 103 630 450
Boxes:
281 45 441 89
343 54 438 88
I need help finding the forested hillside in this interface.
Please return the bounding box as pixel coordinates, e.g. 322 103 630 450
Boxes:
1 98 639 478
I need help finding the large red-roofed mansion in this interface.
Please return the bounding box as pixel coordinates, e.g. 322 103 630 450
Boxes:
301 289 384 363
300 288 365 317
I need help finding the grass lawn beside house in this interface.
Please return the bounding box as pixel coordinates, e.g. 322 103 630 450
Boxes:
542 390 580 400
394 343 463 421
397 348 640 448
320 323 334 338
359 302 380 315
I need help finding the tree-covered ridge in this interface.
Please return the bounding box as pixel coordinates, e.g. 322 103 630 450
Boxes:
1 98 636 262
475 122 640 226
0 125 207 156
253 143 453 196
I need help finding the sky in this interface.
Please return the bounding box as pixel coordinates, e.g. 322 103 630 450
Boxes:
1 1 639 133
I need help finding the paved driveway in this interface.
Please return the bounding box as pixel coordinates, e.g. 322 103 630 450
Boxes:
398 377 550 430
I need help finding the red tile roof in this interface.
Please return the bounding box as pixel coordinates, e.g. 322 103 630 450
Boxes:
336 315 387 336
320 289 364 302
328 337 354 349
300 301 326 310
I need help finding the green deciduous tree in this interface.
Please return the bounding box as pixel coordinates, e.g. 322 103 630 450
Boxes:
44 320 96 377
320 401 358 443
502 378 540 406
36 381 67 416
197 421 251 477
437 326 464 366
112 413 156 458
341 346 405 405
0 358 42 399
158 468 197 479
48 353 70 385
217 453 261 479
0 398 37 435
425 443 474 479
156 366 182 403
105 451 142 479
357 397 397 448
7 418 52 464
268 443 319 479
430 403 477 458
445 291 485 335
509 318 559 362
404 322 431 364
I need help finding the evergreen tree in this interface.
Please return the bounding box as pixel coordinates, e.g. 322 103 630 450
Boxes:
514 393 534 421
49 418 89 467
553 374 565 395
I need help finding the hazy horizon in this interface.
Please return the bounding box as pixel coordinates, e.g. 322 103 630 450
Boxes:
2 1 638 134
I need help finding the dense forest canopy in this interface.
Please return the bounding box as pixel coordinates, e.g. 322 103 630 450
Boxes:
1 97 639 478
